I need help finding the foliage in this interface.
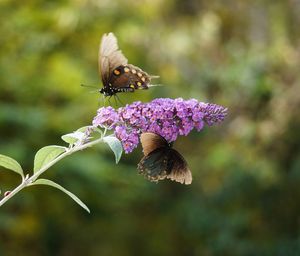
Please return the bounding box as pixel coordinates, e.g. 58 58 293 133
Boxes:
0 126 123 213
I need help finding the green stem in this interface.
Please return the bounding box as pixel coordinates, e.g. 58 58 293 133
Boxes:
0 136 104 208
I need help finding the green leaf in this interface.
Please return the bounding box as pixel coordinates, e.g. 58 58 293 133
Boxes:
0 154 24 178
31 179 90 213
34 146 66 173
103 136 123 164
76 126 91 133
61 131 85 145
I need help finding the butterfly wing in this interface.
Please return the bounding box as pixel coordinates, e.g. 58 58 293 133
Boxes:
165 149 192 185
138 147 170 182
140 132 168 155
138 133 192 185
99 33 128 86
138 133 170 181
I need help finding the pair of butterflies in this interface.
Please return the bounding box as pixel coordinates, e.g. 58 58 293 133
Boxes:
98 33 192 185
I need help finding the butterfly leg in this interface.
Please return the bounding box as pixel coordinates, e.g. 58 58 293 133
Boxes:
113 94 118 106
102 94 106 106
107 95 113 106
114 94 124 106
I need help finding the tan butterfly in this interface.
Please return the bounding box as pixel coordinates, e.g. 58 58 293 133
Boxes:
99 33 157 97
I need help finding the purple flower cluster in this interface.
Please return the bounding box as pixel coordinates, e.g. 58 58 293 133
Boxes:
92 98 227 153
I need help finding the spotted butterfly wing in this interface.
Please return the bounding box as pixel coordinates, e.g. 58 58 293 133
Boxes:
99 33 154 97
99 32 128 87
138 132 192 185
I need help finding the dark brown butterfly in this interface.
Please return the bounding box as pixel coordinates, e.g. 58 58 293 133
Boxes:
98 33 156 97
138 132 192 185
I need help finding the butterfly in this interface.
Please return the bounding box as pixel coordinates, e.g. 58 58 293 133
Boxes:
137 132 192 185
98 32 157 97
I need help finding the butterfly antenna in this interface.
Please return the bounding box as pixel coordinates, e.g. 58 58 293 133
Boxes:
150 75 160 79
81 84 100 94
148 83 164 88
81 84 99 89
89 89 100 94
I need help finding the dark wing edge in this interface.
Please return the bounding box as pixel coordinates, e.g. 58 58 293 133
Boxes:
140 132 168 156
137 148 169 182
166 149 192 185
98 32 128 85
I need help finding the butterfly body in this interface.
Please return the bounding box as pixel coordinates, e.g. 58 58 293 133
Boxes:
138 133 192 185
98 33 154 97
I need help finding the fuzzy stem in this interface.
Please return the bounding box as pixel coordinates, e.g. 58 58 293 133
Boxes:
0 136 104 208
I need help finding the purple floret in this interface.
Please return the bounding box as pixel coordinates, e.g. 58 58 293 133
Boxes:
92 106 119 128
93 98 228 153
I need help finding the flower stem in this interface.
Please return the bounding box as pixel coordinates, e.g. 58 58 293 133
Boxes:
0 136 104 208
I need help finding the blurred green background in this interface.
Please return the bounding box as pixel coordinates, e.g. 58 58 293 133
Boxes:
1 0 300 255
